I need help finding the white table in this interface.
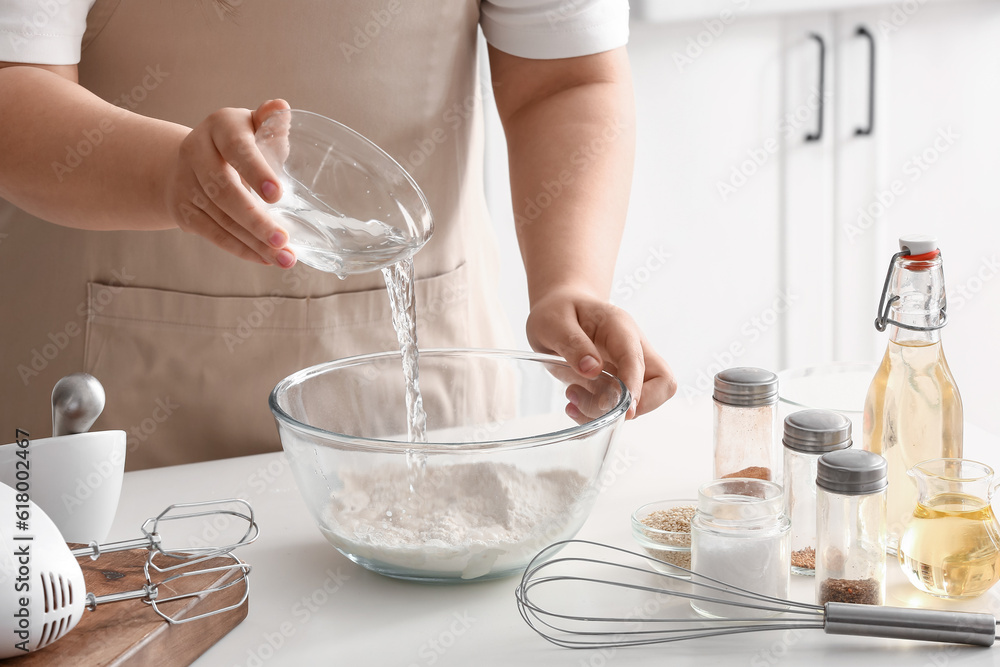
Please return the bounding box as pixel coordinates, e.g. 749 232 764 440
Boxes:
109 396 1000 667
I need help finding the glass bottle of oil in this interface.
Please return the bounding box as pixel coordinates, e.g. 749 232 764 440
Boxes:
862 235 963 554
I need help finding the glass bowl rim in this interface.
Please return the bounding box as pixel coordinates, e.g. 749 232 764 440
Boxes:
776 361 877 413
269 347 631 454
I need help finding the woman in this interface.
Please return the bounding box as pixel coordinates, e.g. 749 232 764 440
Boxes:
0 0 675 469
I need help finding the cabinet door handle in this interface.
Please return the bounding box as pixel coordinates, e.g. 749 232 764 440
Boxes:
855 25 875 136
805 33 825 142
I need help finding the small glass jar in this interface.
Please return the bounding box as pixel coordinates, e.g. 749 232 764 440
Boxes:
691 478 790 618
783 409 852 576
713 367 780 483
816 449 887 606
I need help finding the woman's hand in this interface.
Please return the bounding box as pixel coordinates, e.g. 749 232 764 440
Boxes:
163 98 296 267
525 286 677 420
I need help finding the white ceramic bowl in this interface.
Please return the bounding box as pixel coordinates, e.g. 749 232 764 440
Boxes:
0 430 126 543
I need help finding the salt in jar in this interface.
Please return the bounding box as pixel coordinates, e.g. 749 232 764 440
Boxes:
690 478 790 618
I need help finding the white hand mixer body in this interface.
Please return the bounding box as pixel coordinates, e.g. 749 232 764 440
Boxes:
0 483 257 658
0 482 85 656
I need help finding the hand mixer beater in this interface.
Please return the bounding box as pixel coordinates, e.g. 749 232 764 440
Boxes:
70 498 258 621
515 540 998 649
0 486 259 658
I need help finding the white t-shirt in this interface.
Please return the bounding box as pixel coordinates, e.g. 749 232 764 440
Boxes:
0 0 628 65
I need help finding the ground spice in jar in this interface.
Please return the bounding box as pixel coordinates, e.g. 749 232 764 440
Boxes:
819 578 881 605
791 547 815 570
639 505 696 568
721 466 772 481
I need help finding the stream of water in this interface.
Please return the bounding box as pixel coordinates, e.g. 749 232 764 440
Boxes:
381 258 428 446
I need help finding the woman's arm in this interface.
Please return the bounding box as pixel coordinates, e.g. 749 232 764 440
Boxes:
0 63 294 266
488 45 676 418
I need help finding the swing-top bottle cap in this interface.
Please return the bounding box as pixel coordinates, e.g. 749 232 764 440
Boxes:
899 234 938 257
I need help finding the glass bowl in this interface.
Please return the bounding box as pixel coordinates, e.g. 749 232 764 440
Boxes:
777 362 876 442
254 109 433 276
631 499 697 575
269 348 630 582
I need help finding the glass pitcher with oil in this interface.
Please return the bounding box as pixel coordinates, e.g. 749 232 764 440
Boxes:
862 235 963 553
897 458 1000 599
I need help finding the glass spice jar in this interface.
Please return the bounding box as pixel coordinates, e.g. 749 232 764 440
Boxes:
713 367 780 483
690 478 790 618
815 449 887 606
783 409 852 576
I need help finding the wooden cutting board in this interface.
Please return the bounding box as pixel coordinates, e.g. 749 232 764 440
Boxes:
4 546 248 666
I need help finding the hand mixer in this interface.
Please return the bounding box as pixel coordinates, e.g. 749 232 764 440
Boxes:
515 540 998 649
0 484 259 658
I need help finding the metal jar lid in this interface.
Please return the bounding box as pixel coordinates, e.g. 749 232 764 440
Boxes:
713 367 779 407
782 409 852 454
816 449 887 495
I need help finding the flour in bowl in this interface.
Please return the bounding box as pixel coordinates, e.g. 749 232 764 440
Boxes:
320 461 589 579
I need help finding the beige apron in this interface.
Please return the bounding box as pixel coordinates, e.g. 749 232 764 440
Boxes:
0 0 513 469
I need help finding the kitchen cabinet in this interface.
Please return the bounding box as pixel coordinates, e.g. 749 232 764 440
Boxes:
482 0 1000 435
630 0 975 24
781 14 837 368
796 2 1000 435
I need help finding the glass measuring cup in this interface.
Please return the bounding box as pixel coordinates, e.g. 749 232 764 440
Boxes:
254 109 433 277
897 458 1000 599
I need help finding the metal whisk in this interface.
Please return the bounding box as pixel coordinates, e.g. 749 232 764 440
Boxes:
71 498 259 624
515 540 998 649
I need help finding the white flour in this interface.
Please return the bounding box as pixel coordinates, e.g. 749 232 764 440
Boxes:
321 462 588 579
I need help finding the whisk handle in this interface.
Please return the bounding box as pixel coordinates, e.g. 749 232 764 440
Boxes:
824 602 996 647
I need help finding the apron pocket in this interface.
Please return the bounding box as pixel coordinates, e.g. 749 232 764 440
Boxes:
83 263 472 470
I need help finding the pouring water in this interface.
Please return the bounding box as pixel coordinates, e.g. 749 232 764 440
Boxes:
254 109 434 451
